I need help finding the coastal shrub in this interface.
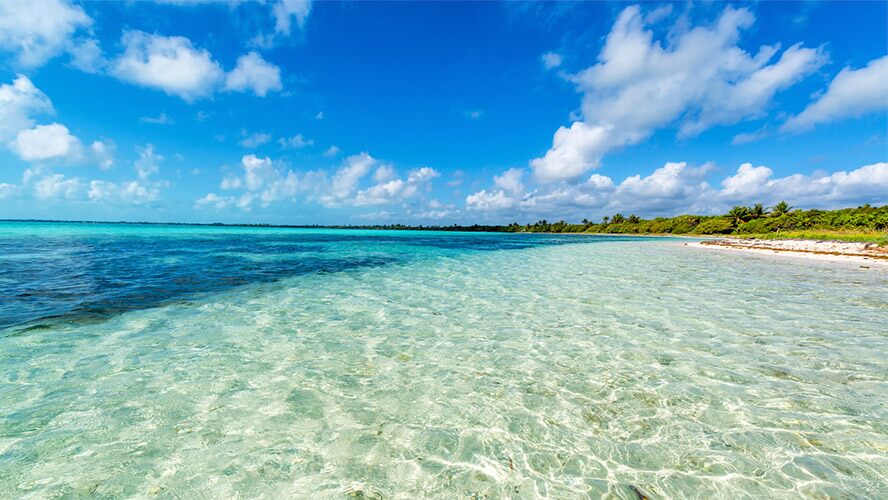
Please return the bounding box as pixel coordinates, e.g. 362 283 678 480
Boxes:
668 215 702 234
694 217 734 234
736 217 784 234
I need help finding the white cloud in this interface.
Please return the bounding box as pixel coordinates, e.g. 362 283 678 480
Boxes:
88 179 160 204
612 162 714 213
373 165 395 183
272 0 312 35
329 152 376 200
0 183 18 199
0 75 53 142
541 52 562 69
90 140 115 169
353 179 405 206
209 154 301 210
466 189 516 211
140 112 174 125
0 0 91 68
82 144 169 204
279 133 313 149
239 131 272 148
467 161 888 219
494 167 524 195
195 192 233 209
111 31 224 101
33 173 80 200
323 145 341 157
353 166 439 206
224 51 283 97
720 162 888 206
135 144 163 180
530 121 612 182
315 154 439 207
68 37 104 73
782 55 888 132
15 144 167 204
12 123 83 162
731 127 769 145
531 5 825 182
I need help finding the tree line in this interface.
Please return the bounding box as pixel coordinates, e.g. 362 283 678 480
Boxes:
339 203 888 235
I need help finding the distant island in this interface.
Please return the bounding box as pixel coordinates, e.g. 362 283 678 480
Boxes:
4 203 886 243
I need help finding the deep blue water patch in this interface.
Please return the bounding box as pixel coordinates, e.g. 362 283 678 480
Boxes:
0 222 634 331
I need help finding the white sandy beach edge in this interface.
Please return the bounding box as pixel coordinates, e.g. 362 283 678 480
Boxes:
685 240 888 267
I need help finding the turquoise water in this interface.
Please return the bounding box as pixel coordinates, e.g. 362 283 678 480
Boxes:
1 222 886 498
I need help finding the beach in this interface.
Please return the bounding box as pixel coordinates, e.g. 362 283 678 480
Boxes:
689 238 888 267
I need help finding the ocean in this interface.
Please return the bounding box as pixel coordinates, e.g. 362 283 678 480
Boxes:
1 221 886 498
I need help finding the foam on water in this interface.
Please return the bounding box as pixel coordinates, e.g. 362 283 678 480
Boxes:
1 224 886 498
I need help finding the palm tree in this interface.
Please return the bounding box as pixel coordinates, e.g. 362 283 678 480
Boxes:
602 216 610 224
770 201 791 216
611 213 625 224
627 214 640 224
749 203 766 219
728 206 750 226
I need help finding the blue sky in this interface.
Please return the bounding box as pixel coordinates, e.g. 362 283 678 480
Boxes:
0 1 885 225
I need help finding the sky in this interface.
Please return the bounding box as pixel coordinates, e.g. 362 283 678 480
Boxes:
0 0 886 225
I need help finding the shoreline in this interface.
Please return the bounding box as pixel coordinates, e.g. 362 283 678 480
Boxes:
688 239 888 267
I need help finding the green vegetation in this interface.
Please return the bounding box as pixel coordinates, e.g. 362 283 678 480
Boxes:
336 203 888 242
14 203 885 242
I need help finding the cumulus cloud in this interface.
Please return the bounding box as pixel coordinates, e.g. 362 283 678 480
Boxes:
311 153 440 207
67 37 104 73
272 0 312 35
85 144 168 204
467 161 887 219
782 55 888 132
14 144 166 204
466 189 516 211
208 154 301 210
279 133 313 149
110 32 282 100
239 131 272 148
328 152 377 201
541 52 562 69
195 192 233 209
0 0 91 68
494 168 524 195
1 75 113 167
531 5 825 182
530 122 612 182
323 145 341 157
720 161 888 206
88 179 160 204
12 123 83 162
33 173 81 200
87 143 169 205
0 75 53 142
135 144 162 179
224 51 282 97
112 31 224 101
353 167 439 206
90 140 115 169
373 165 395 183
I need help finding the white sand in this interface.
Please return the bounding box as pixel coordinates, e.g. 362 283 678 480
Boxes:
686 239 888 268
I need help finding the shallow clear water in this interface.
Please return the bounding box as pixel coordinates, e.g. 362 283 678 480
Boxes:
1 222 886 498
